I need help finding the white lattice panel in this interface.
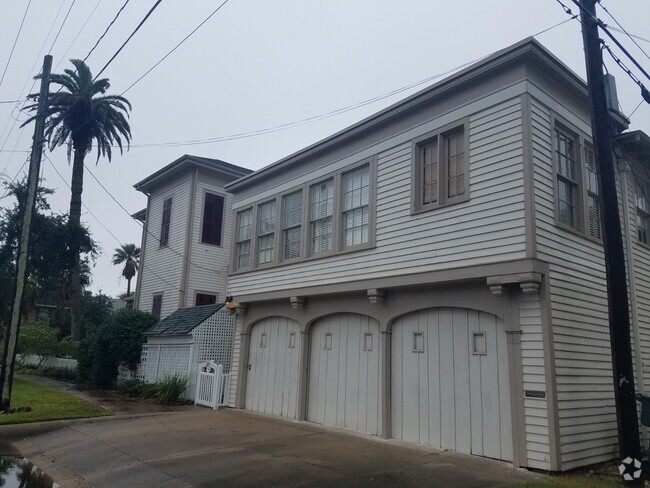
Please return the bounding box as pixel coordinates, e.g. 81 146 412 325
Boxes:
192 309 235 372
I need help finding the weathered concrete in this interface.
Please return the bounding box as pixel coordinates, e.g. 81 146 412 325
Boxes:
5 409 541 488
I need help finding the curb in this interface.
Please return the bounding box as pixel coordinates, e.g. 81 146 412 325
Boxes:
0 411 181 442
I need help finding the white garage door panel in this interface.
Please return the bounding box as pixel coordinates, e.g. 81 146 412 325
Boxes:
392 308 512 461
246 317 301 419
308 313 381 435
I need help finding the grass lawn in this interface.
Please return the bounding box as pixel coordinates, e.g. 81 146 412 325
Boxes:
0 377 111 425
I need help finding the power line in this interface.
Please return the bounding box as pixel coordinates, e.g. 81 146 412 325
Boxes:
93 0 165 81
0 157 30 200
0 0 33 90
121 0 230 95
54 0 104 71
83 0 130 62
569 0 650 82
0 100 23 104
49 0 77 54
597 1 650 62
43 154 182 293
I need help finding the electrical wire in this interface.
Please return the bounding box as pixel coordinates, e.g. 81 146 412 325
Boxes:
53 0 104 71
597 1 650 62
0 0 33 91
49 0 77 54
93 0 164 81
43 154 183 292
83 0 130 62
121 0 230 95
569 0 650 82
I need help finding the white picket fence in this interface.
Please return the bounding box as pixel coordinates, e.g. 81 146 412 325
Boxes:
194 361 231 409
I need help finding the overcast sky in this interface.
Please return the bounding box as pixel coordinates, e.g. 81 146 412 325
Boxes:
1 0 649 298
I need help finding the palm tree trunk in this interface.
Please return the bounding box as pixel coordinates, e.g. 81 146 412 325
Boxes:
69 147 86 339
126 277 131 296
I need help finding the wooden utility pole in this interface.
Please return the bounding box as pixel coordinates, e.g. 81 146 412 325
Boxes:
0 55 52 411
579 2 642 484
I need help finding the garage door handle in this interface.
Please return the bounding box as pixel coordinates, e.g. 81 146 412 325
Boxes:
248 364 251 371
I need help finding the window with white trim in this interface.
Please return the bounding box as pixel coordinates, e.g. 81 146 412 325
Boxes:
637 181 650 245
257 201 276 265
235 208 252 269
413 123 468 212
555 126 579 229
310 179 334 254
342 165 370 247
282 191 302 260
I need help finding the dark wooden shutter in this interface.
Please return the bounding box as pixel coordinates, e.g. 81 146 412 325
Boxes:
152 294 162 319
160 198 172 246
201 193 224 245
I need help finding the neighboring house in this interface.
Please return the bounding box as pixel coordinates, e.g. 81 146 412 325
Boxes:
132 155 252 320
139 303 235 399
224 37 650 472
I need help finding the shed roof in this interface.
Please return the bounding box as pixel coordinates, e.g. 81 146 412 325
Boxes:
145 304 225 336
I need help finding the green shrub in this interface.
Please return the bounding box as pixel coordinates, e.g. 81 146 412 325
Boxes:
148 375 188 404
58 336 80 359
116 378 146 397
18 320 59 368
77 308 158 389
41 366 78 381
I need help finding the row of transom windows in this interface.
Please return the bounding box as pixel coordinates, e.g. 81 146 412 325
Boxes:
234 163 372 270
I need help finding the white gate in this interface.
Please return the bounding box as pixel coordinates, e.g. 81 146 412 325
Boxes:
195 361 231 409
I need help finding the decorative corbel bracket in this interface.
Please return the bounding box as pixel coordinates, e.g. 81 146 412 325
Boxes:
367 289 385 305
290 296 305 310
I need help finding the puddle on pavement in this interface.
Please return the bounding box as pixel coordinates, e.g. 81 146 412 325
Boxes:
0 447 59 488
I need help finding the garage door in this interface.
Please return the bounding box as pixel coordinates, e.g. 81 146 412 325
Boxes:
391 308 512 461
308 313 381 435
246 317 301 419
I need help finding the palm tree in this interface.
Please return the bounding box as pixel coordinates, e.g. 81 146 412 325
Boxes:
22 59 132 339
112 243 139 296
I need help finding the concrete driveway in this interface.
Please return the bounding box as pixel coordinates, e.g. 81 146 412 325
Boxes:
3 409 539 487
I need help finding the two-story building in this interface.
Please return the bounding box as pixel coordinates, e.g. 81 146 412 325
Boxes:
223 38 650 471
133 155 252 320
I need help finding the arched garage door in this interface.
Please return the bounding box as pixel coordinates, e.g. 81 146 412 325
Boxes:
308 313 381 435
246 317 301 419
391 308 513 461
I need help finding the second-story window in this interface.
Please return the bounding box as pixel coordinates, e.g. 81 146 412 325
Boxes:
585 145 601 239
555 126 579 229
236 208 252 269
201 193 224 246
160 198 172 247
412 121 468 213
282 191 302 260
342 165 370 247
637 181 650 245
257 201 276 264
152 293 162 319
310 179 334 254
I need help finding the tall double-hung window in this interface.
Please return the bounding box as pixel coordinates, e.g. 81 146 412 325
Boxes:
342 165 370 247
310 180 334 254
413 121 468 212
555 126 579 229
235 209 252 269
257 201 276 265
282 191 302 260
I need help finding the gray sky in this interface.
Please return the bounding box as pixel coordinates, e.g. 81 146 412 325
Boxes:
1 0 649 298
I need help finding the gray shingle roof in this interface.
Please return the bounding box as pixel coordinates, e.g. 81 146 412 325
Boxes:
145 304 224 336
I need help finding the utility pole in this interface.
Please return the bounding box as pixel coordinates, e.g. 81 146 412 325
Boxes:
0 55 52 411
579 1 642 484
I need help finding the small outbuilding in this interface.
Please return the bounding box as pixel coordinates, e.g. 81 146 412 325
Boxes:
138 303 235 399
